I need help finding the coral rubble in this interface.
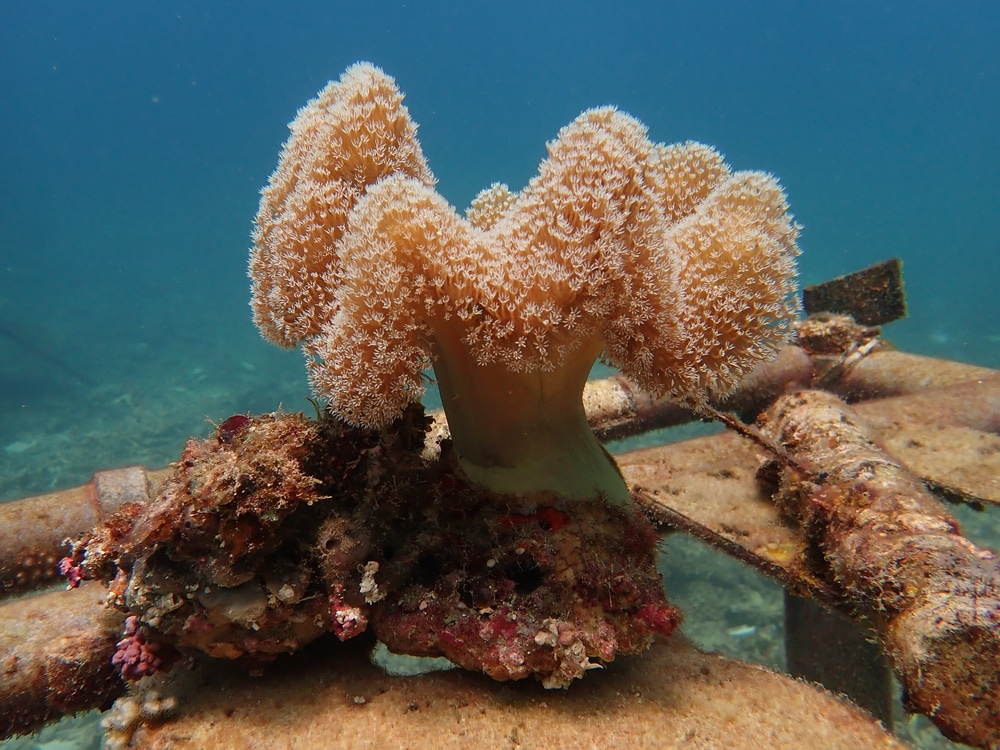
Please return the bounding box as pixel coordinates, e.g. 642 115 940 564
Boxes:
371 489 678 688
65 407 675 687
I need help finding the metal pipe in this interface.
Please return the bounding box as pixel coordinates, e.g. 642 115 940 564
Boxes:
0 466 170 596
762 389 1000 748
0 581 124 738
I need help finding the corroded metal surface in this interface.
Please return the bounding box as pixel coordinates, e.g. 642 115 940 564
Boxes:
822 349 999 402
585 345 815 442
880 421 1000 506
0 581 124 738
620 432 822 595
803 257 906 326
0 466 170 595
621 378 1000 581
622 382 1000 747
761 389 1000 748
851 376 1000 506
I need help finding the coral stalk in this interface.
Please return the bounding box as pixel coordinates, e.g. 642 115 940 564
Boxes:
431 332 623 500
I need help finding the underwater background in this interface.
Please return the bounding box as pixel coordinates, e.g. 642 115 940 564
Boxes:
1 2 997 748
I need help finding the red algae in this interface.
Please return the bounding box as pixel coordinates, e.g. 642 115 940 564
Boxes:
217 414 252 444
499 506 571 532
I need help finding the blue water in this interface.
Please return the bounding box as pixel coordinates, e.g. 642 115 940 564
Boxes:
1 0 998 501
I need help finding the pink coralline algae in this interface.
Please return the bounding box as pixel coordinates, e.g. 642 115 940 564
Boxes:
58 557 85 589
329 585 369 641
112 616 179 681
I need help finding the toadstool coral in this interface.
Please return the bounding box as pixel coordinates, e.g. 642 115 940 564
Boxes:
60 63 801 693
251 63 800 505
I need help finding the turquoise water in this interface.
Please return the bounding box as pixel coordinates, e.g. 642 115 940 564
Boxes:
1 1 997 501
0 4 997 747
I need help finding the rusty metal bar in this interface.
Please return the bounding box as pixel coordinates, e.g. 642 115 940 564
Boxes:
587 345 996 445
0 466 170 596
624 377 1000 588
822 349 1000 403
784 593 894 728
626 382 1000 747
586 345 815 442
0 581 124 738
761 389 1000 748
